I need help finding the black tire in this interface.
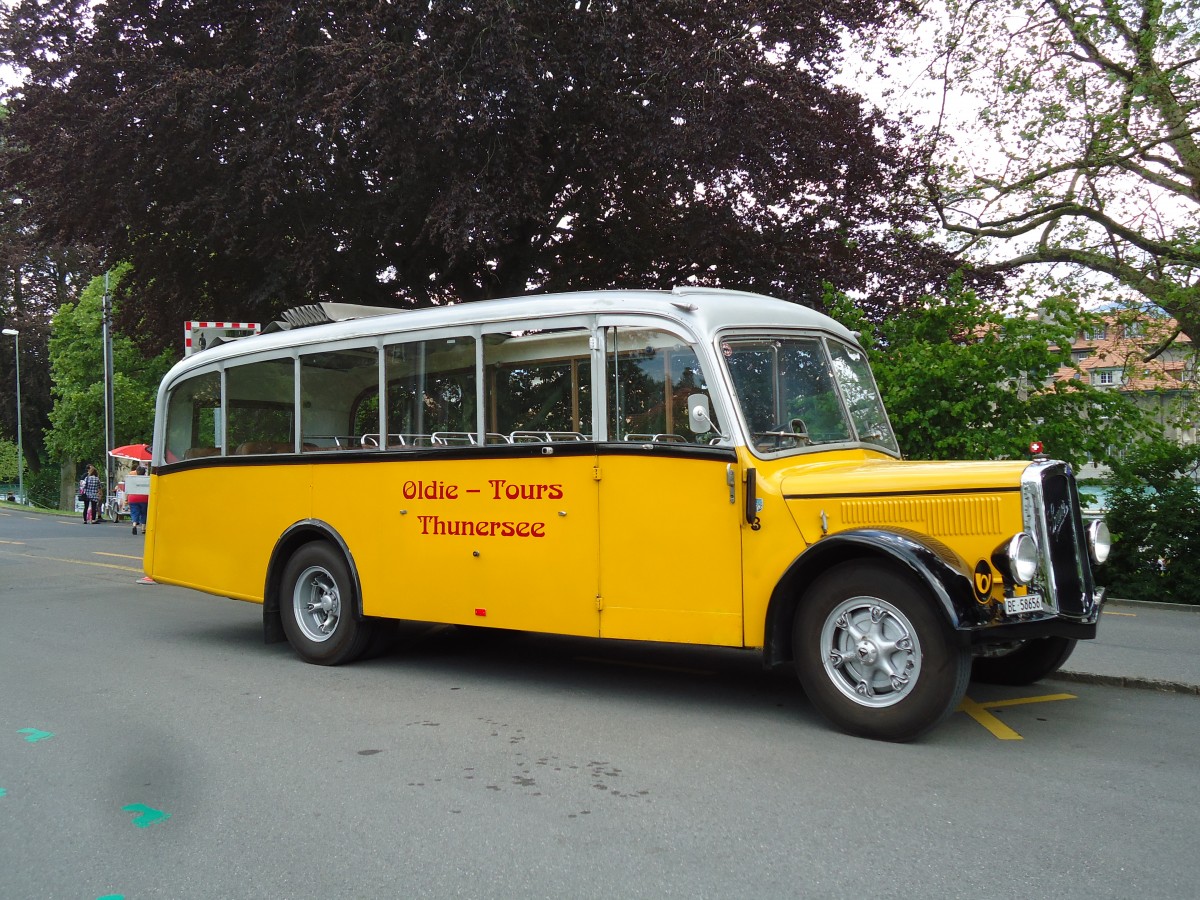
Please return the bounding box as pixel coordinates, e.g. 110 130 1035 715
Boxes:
280 542 375 665
971 637 1077 686
793 561 970 742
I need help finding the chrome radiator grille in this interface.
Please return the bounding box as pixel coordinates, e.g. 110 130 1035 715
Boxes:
1021 462 1098 620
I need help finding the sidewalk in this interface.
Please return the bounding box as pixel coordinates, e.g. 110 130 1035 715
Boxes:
1051 599 1200 695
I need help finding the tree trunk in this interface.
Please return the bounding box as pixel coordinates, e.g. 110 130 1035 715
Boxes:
59 456 77 511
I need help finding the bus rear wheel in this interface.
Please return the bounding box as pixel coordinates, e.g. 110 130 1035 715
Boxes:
793 562 970 742
280 542 375 665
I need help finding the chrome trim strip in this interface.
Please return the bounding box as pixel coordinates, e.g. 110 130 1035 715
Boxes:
1020 460 1058 615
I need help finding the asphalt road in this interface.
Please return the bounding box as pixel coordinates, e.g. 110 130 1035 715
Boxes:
2 508 1198 899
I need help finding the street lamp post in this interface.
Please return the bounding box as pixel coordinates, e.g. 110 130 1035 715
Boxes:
1 328 22 505
102 273 116 512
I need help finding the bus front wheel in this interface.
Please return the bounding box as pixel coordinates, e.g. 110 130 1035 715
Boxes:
280 542 375 665
972 637 1076 686
792 562 970 742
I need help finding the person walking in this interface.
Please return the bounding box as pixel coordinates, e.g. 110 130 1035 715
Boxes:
127 464 149 535
81 464 102 524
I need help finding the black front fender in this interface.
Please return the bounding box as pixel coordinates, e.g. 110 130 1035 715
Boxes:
762 529 981 667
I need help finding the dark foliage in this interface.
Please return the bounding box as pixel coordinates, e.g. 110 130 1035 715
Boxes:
2 0 955 354
0 164 99 472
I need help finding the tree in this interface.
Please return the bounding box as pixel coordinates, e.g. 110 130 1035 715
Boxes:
2 0 957 355
44 268 175 474
917 0 1200 346
1 103 102 474
1100 439 1200 604
0 438 22 486
834 275 1154 466
0 244 100 474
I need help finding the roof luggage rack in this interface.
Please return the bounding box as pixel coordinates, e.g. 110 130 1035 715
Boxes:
278 302 401 330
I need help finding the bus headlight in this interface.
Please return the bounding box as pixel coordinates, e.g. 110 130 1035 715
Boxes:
1087 519 1112 565
1001 532 1040 586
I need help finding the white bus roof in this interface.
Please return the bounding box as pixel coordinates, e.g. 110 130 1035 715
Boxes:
164 287 857 382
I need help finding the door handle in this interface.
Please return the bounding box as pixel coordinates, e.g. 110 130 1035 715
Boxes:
745 468 761 531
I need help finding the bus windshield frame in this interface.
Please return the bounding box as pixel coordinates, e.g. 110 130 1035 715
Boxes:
719 331 900 459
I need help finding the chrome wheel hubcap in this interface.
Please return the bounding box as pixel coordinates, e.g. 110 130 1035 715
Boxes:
820 597 922 707
293 565 341 643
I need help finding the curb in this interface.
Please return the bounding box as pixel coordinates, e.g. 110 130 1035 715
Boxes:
1050 671 1200 696
0 502 75 517
1105 597 1200 613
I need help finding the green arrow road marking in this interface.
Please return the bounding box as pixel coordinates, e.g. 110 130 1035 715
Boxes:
17 728 55 743
0 788 7 797
122 803 171 828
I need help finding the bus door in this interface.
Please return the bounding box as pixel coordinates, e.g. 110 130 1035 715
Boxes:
595 325 744 646
360 329 602 637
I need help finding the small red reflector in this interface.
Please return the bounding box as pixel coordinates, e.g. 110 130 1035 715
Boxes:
474 608 486 617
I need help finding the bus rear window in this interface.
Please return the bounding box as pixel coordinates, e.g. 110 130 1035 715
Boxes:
164 370 221 461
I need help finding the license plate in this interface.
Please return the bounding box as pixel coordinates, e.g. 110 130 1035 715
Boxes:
1005 593 1044 615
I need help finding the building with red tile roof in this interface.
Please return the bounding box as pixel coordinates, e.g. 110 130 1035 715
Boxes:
1054 312 1196 449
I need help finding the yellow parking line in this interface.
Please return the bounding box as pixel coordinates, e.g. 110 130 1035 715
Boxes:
1104 610 1137 617
977 692 1076 709
96 551 143 561
0 539 25 545
959 696 1024 740
958 692 1077 740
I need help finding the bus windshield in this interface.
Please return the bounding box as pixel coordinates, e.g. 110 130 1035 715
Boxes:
721 335 899 456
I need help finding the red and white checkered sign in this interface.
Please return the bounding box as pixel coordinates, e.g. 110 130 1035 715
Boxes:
184 321 261 356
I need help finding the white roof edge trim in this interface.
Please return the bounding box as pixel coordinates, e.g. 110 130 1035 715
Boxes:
161 289 857 388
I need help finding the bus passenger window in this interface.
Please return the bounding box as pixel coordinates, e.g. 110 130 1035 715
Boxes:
299 346 379 451
164 370 221 461
385 337 477 446
484 328 593 440
606 328 720 443
226 358 296 453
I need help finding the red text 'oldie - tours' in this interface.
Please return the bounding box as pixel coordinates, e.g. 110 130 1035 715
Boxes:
402 479 565 501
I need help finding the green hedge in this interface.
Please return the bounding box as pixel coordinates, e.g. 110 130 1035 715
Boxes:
1098 441 1200 605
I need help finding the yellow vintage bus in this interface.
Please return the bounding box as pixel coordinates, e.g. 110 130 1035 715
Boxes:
145 287 1109 740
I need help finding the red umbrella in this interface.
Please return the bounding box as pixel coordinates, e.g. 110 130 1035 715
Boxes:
108 443 153 462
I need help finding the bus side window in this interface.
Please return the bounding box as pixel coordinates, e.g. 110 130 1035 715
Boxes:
384 337 477 446
484 328 593 440
606 328 719 443
226 358 296 453
164 370 222 461
299 346 379 451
